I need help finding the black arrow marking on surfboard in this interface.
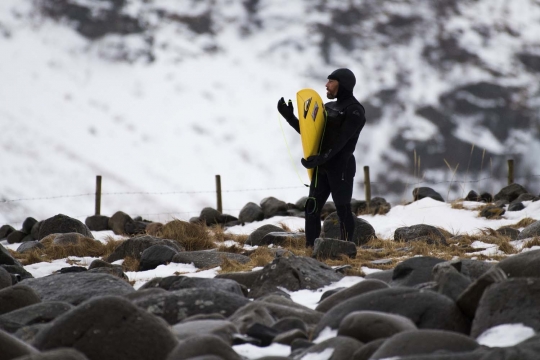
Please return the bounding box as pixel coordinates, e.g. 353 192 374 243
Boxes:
303 97 312 119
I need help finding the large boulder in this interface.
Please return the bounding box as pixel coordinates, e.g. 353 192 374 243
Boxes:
517 221 540 240
238 202 265 223
38 214 93 240
132 288 250 325
105 235 183 263
0 225 15 240
9 348 90 360
0 285 41 315
313 287 470 338
471 278 540 337
85 215 110 231
0 244 33 282
7 230 28 244
494 183 528 203
390 256 446 287
496 249 540 278
338 311 417 343
171 320 239 344
312 238 357 260
17 273 134 305
321 212 376 245
248 255 343 299
140 276 245 297
165 334 242 360
0 267 12 290
394 225 447 245
0 301 73 333
315 279 389 313
0 328 38 359
413 187 444 202
139 245 179 271
108 211 134 235
22 218 38 234
171 250 250 268
33 296 178 360
260 197 288 219
246 224 286 246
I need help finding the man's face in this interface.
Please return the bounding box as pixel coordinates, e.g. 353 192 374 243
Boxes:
326 79 339 99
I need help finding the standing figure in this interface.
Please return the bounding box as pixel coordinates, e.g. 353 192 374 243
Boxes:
277 68 366 246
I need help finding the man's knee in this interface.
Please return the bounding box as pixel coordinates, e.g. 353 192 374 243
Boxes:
336 203 352 218
305 197 320 218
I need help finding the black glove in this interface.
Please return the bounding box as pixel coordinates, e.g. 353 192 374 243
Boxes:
301 155 322 169
277 97 294 120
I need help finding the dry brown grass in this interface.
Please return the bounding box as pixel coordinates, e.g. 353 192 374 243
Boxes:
523 237 540 249
122 256 140 272
508 217 537 229
160 219 215 251
279 222 292 232
216 243 245 254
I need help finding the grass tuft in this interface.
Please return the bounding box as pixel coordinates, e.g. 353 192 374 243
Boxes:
524 237 540 249
160 219 215 251
508 217 537 229
122 256 140 272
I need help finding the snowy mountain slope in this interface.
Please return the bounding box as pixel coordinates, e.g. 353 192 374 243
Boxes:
1 0 540 225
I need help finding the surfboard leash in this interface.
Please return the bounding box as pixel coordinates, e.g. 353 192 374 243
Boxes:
277 112 309 187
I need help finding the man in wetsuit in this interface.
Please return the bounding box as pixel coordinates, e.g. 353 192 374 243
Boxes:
277 68 366 247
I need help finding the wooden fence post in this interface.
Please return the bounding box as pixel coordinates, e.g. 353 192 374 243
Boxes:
215 175 223 213
507 159 514 185
364 166 371 210
95 175 102 216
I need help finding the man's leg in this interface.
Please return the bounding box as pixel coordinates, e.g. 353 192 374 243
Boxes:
330 157 356 242
305 169 331 247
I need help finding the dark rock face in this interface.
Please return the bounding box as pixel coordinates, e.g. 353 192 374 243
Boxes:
246 224 285 246
260 197 288 218
106 235 183 262
338 311 417 343
494 183 528 203
0 301 74 333
171 319 238 344
33 296 177 360
517 221 540 240
140 276 245 297
248 256 343 299
0 225 15 240
108 211 134 235
321 212 376 245
166 334 242 360
18 273 134 305
433 261 473 301
0 267 11 289
85 215 110 231
199 207 238 226
0 285 41 315
394 224 447 245
370 330 479 359
132 288 250 325
391 257 446 287
312 238 357 260
0 244 33 282
0 328 38 359
171 251 250 268
38 214 93 240
7 230 29 244
413 187 444 202
215 270 262 289
22 218 38 234
471 278 540 337
16 241 45 253
496 249 540 278
10 348 90 360
238 202 265 223
315 279 389 313
497 227 520 240
139 245 179 271
124 221 148 236
313 287 470 338
508 202 525 211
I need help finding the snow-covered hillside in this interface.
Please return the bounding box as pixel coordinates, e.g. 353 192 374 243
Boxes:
1 0 540 225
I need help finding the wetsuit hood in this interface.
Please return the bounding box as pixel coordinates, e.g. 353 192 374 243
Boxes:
327 68 356 100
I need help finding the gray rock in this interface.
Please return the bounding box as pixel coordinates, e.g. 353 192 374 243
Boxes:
16 241 45 254
108 211 134 235
7 231 28 244
0 328 38 359
352 338 386 360
312 238 357 260
260 197 288 219
271 317 308 334
508 202 525 211
471 277 540 337
517 221 540 240
165 335 241 360
390 256 446 287
200 207 223 226
321 212 376 245
413 187 444 202
30 221 42 242
0 244 33 282
11 348 90 360
272 328 308 345
215 270 262 289
496 248 540 277
0 267 11 290
246 224 286 246
172 251 250 269
338 311 417 343
512 193 538 204
480 205 505 218
0 225 15 240
295 197 308 211
132 288 250 325
365 269 394 284
313 287 470 338
238 202 265 224
87 266 127 280
172 320 238 344
22 218 38 235
139 245 179 271
260 232 306 246
84 215 110 231
33 296 178 360
140 276 245 297
124 221 148 236
17 273 134 305
248 255 343 298
316 279 389 313
496 227 520 240
494 183 528 203
433 261 473 301
38 214 93 240
0 285 41 316
106 235 184 262
370 330 479 359
321 201 337 219
0 301 73 333
394 225 447 245
292 336 364 360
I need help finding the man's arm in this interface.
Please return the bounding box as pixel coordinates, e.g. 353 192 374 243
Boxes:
277 98 300 134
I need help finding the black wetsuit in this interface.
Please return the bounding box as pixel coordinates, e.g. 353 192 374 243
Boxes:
285 90 366 246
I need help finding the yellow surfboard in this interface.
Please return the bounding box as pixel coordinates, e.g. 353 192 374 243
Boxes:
296 89 326 181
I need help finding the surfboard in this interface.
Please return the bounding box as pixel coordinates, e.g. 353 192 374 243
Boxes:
296 89 326 181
